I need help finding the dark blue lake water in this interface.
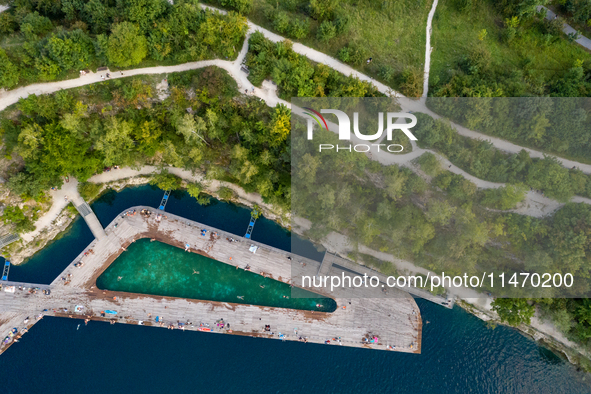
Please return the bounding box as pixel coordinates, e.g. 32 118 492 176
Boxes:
3 185 590 393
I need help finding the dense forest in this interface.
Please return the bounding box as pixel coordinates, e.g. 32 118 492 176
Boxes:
427 98 591 165
293 117 591 351
1 67 291 213
0 0 247 88
2 0 591 361
413 112 591 202
244 31 382 99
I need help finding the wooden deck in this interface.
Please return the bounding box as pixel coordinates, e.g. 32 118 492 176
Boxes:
0 206 421 355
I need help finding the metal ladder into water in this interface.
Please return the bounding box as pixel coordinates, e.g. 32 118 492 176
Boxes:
159 190 171 210
2 260 10 281
244 210 258 239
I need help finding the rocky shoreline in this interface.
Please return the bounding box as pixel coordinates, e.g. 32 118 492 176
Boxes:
6 173 591 373
6 173 289 265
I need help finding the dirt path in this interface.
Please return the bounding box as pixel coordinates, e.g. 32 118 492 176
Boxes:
1 1 587 363
539 6 591 50
293 217 583 357
422 0 439 98
21 179 81 242
86 165 274 212
7 16 589 244
1 4 590 174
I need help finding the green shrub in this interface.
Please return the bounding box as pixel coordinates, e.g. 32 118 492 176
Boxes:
79 182 103 201
106 22 148 67
480 184 527 210
316 20 336 42
150 171 182 191
0 49 19 89
273 11 290 34
2 206 35 233
220 0 252 14
337 43 368 65
217 186 235 200
289 18 310 39
417 152 441 176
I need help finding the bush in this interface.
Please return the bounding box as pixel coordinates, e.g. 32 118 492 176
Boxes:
0 12 15 34
333 10 350 35
337 43 368 65
106 22 148 67
416 152 441 176
217 186 235 200
262 4 277 20
150 170 182 190
400 68 423 97
309 0 339 20
79 182 103 201
273 11 290 34
316 20 336 42
337 46 351 62
2 206 35 234
289 18 310 39
379 65 396 83
480 184 527 210
186 182 203 198
220 0 253 14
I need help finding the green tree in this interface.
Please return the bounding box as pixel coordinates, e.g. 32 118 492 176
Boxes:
150 170 182 190
317 20 336 42
93 117 135 166
220 0 252 14
20 12 53 40
425 200 457 226
106 22 148 67
480 184 526 210
309 0 338 20
119 0 167 33
217 186 235 200
0 48 19 89
186 182 203 198
35 29 94 78
2 206 35 234
268 104 291 147
289 18 310 39
416 152 441 176
82 0 114 34
492 298 535 326
0 12 15 34
273 11 290 34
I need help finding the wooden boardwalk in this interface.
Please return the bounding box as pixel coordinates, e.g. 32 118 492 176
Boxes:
71 195 106 240
0 206 421 355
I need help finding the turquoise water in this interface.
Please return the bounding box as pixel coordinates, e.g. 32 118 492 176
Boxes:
3 184 591 393
96 239 336 312
9 185 324 284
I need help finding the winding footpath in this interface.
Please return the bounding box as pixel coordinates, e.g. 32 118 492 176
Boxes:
3 6 591 242
422 0 439 98
0 4 590 173
539 6 591 50
0 3 587 364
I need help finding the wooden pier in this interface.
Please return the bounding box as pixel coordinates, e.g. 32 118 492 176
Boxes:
0 206 421 355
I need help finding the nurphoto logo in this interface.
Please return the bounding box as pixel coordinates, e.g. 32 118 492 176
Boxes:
303 107 418 153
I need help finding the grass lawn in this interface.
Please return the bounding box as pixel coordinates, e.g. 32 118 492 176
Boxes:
241 0 433 94
430 0 591 95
